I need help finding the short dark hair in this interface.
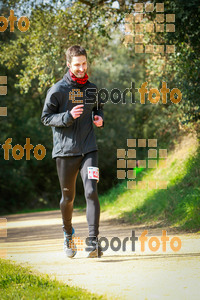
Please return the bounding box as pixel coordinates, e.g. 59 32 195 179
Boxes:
66 45 87 64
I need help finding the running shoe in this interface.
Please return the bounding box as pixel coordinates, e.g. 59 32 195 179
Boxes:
86 237 103 258
63 227 77 258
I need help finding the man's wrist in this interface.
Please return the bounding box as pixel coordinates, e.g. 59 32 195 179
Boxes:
63 110 75 126
69 111 74 119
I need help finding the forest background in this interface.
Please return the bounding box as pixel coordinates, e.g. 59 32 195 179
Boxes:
0 0 199 213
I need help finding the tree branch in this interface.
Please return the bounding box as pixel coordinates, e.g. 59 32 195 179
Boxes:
78 0 93 6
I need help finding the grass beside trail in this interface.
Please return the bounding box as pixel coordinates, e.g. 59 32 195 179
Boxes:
0 259 105 300
99 133 200 231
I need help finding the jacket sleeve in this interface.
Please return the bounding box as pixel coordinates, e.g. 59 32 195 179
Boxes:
41 90 75 127
92 86 104 128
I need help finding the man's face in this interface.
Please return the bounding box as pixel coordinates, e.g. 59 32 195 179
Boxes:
67 55 87 78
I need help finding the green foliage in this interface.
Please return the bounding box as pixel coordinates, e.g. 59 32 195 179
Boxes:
99 134 200 231
146 0 200 125
0 1 119 94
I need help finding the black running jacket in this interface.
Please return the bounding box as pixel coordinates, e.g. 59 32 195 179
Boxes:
41 70 104 159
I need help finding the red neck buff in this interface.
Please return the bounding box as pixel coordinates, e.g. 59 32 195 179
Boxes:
69 69 88 85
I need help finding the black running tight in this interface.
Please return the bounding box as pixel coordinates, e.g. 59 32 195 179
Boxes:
56 151 100 237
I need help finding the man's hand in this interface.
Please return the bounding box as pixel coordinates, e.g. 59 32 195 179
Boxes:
70 104 84 119
93 115 103 127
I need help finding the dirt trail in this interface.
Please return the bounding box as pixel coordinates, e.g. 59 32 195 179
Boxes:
0 210 200 300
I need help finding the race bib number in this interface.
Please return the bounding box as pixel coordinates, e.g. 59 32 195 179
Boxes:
88 167 99 182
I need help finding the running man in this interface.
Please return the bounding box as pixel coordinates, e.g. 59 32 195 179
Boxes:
41 45 104 258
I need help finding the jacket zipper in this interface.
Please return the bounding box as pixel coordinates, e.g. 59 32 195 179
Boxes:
78 117 84 156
